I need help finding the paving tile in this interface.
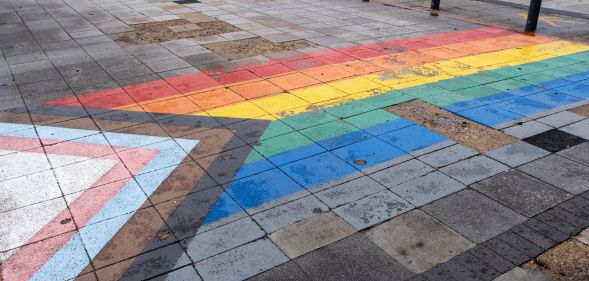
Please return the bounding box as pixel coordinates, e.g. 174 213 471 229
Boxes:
269 212 356 258
473 170 572 217
379 125 449 153
502 121 554 139
453 252 501 281
496 231 544 258
523 218 569 244
510 224 557 251
366 210 474 273
519 154 589 195
185 217 265 262
315 176 386 208
370 159 433 188
331 137 408 173
280 152 359 191
561 119 589 140
523 129 586 152
485 141 550 168
294 233 414 281
439 155 509 185
333 190 413 230
467 245 515 274
558 142 589 166
537 111 586 128
252 196 329 233
421 189 527 243
417 144 478 168
246 261 309 281
392 171 467 207
148 265 202 281
493 267 555 281
195 239 289 281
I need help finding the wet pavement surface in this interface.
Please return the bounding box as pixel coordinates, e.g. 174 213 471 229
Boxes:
1 0 589 280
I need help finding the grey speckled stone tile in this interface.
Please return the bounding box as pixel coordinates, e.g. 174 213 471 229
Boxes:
485 141 550 167
440 155 509 185
252 196 329 233
391 171 466 207
369 159 433 188
315 176 386 208
519 154 589 194
558 142 589 166
417 144 478 168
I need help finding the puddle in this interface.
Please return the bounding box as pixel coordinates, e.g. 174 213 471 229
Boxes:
110 19 240 45
203 37 315 60
523 239 589 281
570 104 589 117
386 100 517 152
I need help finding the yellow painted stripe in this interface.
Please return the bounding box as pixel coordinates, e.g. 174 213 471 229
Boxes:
189 40 588 120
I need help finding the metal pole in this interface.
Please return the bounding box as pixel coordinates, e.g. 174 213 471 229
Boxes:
525 0 543 32
431 0 440 10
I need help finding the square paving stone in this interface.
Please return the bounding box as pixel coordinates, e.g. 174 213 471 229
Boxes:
333 190 414 230
561 119 589 140
269 212 356 258
186 217 265 262
485 141 550 168
417 144 478 168
558 142 589 166
280 152 360 191
523 129 586 152
502 121 553 139
365 210 475 273
391 171 466 207
252 196 329 233
379 125 449 153
246 261 310 281
421 189 527 243
537 111 586 128
439 155 509 185
294 233 414 281
370 159 433 188
472 170 572 217
195 239 289 281
519 154 589 195
315 176 386 208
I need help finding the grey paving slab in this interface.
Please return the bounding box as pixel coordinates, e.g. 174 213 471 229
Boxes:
148 265 202 281
219 31 257 41
485 141 550 168
493 267 555 281
366 210 474 274
440 155 509 185
472 170 572 217
246 261 309 281
561 119 589 139
145 58 192 73
519 154 589 195
392 171 467 207
57 62 113 88
185 217 265 262
195 239 289 281
269 212 355 258
369 159 433 188
558 142 589 166
421 189 527 243
314 176 386 208
537 111 586 128
252 195 329 233
333 190 413 230
503 121 554 139
417 144 478 168
294 233 414 281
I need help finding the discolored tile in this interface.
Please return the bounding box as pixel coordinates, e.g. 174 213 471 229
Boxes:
370 159 433 188
421 189 527 243
570 103 589 117
334 190 413 230
270 212 356 258
440 155 509 185
386 99 517 152
472 170 572 217
417 144 478 168
294 233 414 281
523 129 586 153
315 176 386 208
392 171 466 207
365 210 475 273
252 196 329 233
485 141 550 167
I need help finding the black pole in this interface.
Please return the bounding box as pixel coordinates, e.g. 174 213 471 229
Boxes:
431 0 440 10
525 0 543 32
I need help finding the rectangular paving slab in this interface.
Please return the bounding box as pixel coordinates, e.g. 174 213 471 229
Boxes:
439 155 509 185
386 99 517 152
391 171 467 207
252 195 329 233
417 144 478 168
365 210 475 273
314 176 386 208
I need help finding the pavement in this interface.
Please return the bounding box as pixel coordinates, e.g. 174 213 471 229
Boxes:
1 0 589 280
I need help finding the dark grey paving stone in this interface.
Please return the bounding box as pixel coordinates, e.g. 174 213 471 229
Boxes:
453 252 501 281
147 265 201 281
522 218 569 243
295 233 414 281
246 261 309 281
439 156 509 185
496 231 544 258
421 189 527 243
535 207 586 235
57 61 113 88
485 142 550 168
472 170 572 217
518 154 589 195
467 245 515 274
510 224 557 251
480 237 530 265
558 141 589 166
523 129 586 152
425 260 482 281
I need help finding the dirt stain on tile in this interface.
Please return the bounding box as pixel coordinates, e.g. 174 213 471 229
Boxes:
203 37 315 60
386 100 516 152
110 19 240 45
523 239 589 281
